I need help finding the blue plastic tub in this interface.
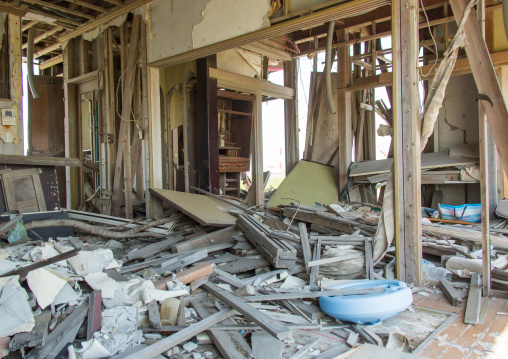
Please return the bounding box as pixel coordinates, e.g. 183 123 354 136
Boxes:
319 280 413 324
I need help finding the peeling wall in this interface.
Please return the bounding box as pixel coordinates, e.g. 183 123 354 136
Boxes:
0 15 23 155
147 0 271 63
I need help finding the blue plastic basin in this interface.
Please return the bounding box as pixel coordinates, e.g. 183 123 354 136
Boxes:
319 280 413 324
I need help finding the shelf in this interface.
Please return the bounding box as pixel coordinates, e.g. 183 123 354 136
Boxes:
217 108 253 117
226 179 239 182
225 188 239 191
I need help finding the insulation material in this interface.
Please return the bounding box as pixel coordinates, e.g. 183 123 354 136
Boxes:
192 0 270 49
460 165 480 182
83 14 128 41
0 276 35 337
318 245 364 278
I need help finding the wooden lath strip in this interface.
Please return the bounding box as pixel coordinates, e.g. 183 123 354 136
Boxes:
39 54 63 70
22 21 38 32
34 43 62 58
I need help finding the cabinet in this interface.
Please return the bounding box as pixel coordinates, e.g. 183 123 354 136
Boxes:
217 90 254 197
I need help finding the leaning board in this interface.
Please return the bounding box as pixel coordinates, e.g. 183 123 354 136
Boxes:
149 188 237 227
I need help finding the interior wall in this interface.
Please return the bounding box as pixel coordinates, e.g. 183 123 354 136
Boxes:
146 0 271 63
0 15 23 155
435 74 480 205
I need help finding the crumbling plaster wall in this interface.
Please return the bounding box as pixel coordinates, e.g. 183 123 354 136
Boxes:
436 74 480 205
0 14 23 155
147 0 271 63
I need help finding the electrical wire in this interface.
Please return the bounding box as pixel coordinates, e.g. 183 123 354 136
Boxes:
419 0 439 78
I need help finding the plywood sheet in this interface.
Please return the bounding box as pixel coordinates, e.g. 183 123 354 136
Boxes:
267 161 338 207
149 188 236 227
349 151 478 177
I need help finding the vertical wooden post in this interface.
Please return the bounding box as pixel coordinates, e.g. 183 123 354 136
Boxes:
336 29 352 195
197 56 220 194
63 39 78 209
284 60 299 174
478 0 491 297
253 90 264 205
149 67 163 218
392 0 422 284
140 20 151 216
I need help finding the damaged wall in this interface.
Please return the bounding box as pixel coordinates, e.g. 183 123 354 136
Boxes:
0 15 23 155
436 74 480 205
147 0 271 63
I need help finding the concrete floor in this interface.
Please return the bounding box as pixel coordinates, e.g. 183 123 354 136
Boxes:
414 291 508 358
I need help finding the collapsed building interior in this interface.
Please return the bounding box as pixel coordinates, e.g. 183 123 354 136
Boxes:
1 0 508 357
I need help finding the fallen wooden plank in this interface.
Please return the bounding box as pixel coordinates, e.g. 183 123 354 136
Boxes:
246 287 383 302
0 155 81 167
309 238 321 291
346 332 359 347
9 311 51 350
147 301 162 329
202 282 292 340
120 308 236 359
1 248 81 279
123 235 184 262
149 188 237 227
422 224 508 248
171 226 240 253
307 253 361 267
365 238 374 279
283 208 354 234
464 273 482 324
156 249 208 275
252 330 284 359
25 300 88 359
175 263 214 285
289 338 321 359
439 279 462 307
191 299 252 359
141 323 321 332
299 222 312 272
218 257 271 274
86 290 102 340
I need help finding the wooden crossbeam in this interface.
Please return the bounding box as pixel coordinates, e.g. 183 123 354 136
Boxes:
58 0 153 43
22 21 38 32
0 1 26 16
23 0 94 20
64 0 108 13
22 27 63 50
34 43 62 58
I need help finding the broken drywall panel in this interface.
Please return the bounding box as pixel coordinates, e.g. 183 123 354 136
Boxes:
22 13 57 25
192 0 271 49
147 0 208 63
160 62 197 95
26 268 68 309
218 49 260 78
0 276 35 337
147 0 270 63
82 14 128 42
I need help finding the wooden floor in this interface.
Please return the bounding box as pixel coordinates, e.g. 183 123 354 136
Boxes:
414 291 508 358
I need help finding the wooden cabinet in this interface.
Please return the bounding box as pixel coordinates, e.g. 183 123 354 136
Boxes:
217 91 254 197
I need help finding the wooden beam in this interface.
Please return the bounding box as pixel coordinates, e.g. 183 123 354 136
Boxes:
21 21 38 32
202 282 292 340
241 41 293 61
392 0 422 284
336 29 352 195
23 0 94 20
284 60 299 174
58 0 153 43
0 2 26 16
253 90 264 205
23 27 63 50
0 155 80 167
148 66 163 218
64 0 108 13
34 43 62 58
209 67 294 99
39 55 63 70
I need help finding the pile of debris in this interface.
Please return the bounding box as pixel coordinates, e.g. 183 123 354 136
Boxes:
0 184 507 358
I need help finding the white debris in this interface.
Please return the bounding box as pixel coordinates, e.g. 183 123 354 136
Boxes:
280 275 306 290
51 283 81 306
183 341 198 352
309 349 321 357
144 333 162 340
0 276 35 337
26 268 68 309
84 272 122 299
0 259 16 276
29 242 67 267
192 353 203 359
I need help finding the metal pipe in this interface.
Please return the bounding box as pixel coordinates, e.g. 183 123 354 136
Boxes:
26 28 40 99
325 20 336 114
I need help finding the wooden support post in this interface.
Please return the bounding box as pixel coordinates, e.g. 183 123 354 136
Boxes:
284 60 299 174
149 66 163 218
86 290 102 340
299 222 312 273
63 39 78 209
253 90 264 205
140 19 150 214
336 29 352 195
478 0 491 298
197 56 220 194
392 0 422 284
182 79 190 193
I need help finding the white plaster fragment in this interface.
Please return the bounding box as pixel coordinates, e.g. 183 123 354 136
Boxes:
0 276 35 336
26 268 67 309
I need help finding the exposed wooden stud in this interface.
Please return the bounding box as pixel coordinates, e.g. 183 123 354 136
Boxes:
0 2 26 16
140 20 151 216
392 0 422 284
21 20 38 32
22 27 63 50
34 43 62 58
64 0 108 13
253 90 264 205
39 55 63 70
148 66 163 218
284 59 299 174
